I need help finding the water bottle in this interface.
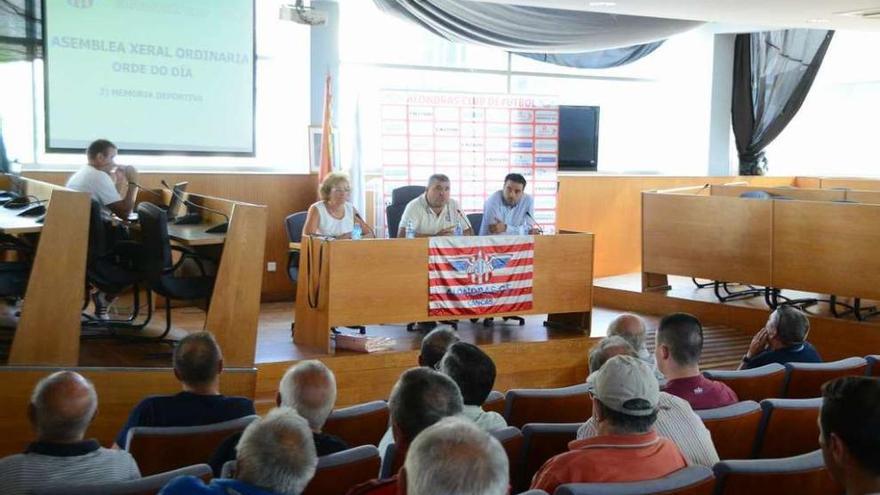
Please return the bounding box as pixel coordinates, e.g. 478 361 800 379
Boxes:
518 224 528 236
351 223 362 240
405 220 416 239
454 221 463 237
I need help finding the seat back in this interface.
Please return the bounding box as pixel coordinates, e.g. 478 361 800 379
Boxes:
783 357 868 399
491 426 524 490
303 445 382 495
126 415 258 476
754 398 821 459
34 463 213 495
504 383 592 428
467 212 483 234
695 401 762 460
713 450 843 495
391 185 426 206
703 364 786 402
483 390 505 415
386 203 407 238
285 211 308 243
136 202 173 281
555 466 715 495
86 198 109 266
867 355 880 376
322 400 389 448
520 423 580 493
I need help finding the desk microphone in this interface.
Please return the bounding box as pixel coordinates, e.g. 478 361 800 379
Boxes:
353 211 376 238
128 181 166 201
161 180 230 234
525 211 544 234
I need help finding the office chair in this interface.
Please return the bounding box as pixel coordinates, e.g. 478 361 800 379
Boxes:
466 212 483 235
0 233 32 306
284 211 308 284
137 202 215 341
386 185 425 238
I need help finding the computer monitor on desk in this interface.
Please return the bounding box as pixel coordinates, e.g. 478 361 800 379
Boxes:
167 181 189 220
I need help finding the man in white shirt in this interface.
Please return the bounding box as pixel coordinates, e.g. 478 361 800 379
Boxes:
440 342 507 431
66 139 139 220
398 174 472 237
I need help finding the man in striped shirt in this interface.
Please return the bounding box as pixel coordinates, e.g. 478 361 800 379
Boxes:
0 371 140 494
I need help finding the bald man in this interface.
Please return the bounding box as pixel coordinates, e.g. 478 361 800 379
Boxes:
607 314 665 383
0 371 140 494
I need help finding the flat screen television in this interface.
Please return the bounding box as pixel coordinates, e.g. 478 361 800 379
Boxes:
558 105 599 171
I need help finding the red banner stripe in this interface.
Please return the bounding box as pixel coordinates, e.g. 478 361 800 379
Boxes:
428 272 534 287
428 301 534 317
428 257 534 273
429 287 534 302
428 242 534 256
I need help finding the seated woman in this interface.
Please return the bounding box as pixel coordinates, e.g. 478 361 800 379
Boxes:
303 172 373 239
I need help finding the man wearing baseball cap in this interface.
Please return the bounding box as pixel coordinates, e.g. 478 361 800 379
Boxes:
531 355 688 494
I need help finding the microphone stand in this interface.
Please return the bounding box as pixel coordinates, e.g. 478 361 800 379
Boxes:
525 211 544 234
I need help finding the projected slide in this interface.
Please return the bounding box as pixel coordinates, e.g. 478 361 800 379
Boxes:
44 0 254 154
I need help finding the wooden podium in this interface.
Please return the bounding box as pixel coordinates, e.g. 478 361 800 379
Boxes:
293 233 594 353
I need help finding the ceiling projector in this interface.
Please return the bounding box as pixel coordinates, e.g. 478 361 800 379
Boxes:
279 1 327 26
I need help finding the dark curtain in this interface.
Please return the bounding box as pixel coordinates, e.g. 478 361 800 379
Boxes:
0 0 41 62
515 41 663 69
732 29 833 175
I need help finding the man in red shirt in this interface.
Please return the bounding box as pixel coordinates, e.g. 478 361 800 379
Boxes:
346 367 463 495
655 313 738 410
531 355 687 494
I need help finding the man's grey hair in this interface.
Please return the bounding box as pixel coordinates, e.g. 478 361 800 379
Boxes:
389 367 464 443
420 326 460 369
589 336 638 373
405 417 508 495
30 371 98 442
770 306 810 346
427 174 450 188
607 314 648 351
236 407 318 495
278 360 337 431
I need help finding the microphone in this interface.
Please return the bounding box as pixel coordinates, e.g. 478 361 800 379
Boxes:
353 211 376 238
525 211 544 234
129 181 165 201
160 180 230 234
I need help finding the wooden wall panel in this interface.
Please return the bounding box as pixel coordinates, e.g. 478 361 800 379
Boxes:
556 175 794 278
24 172 318 300
0 367 256 457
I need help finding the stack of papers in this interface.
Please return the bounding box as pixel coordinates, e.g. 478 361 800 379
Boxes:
334 333 396 353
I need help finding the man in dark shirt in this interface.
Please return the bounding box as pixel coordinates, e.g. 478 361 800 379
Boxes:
739 306 822 370
114 332 255 448
655 313 738 410
209 360 348 475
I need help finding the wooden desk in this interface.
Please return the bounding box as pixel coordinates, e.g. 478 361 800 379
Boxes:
0 207 44 235
167 223 226 246
294 233 594 353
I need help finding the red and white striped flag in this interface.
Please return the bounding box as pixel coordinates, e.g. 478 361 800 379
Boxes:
428 236 534 317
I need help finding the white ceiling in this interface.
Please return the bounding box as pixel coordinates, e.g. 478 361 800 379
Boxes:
480 0 880 32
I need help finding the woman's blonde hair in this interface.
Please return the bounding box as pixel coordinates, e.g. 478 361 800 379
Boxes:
318 172 350 201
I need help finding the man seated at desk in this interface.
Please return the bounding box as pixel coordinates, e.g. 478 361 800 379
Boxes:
398 174 472 238
66 139 139 220
480 173 538 235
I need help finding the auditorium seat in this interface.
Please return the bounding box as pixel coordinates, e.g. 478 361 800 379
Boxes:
322 400 389 448
125 415 258 476
302 445 382 495
782 357 868 399
555 466 715 495
491 426 524 491
703 363 786 402
483 390 505 415
34 463 212 495
504 383 591 428
753 398 821 459
520 423 581 493
695 401 762 460
867 355 880 376
713 450 844 495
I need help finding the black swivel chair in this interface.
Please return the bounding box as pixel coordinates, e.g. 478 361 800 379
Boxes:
284 211 308 284
386 185 426 238
0 234 32 302
137 202 215 341
466 213 483 235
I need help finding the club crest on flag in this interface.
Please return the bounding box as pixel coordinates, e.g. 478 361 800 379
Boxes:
429 236 534 317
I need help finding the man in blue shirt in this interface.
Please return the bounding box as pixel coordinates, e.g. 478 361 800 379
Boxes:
479 173 538 236
740 306 822 370
114 332 255 448
160 408 318 495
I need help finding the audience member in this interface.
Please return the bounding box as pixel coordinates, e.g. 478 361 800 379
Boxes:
440 342 507 430
739 306 822 369
820 376 880 495
578 336 719 467
114 332 255 448
0 371 140 494
66 138 139 220
656 313 738 409
405 417 508 495
607 313 664 383
209 360 348 475
161 408 317 495
348 367 464 495
532 355 686 493
419 326 460 369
